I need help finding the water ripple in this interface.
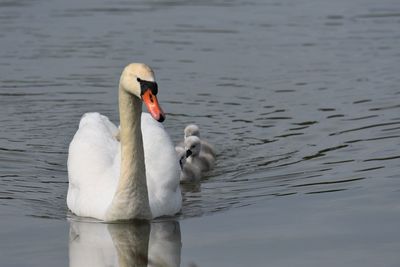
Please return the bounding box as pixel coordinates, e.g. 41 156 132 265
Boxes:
330 121 400 136
1 0 400 222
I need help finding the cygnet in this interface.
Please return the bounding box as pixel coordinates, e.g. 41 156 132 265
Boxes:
184 136 215 173
181 124 216 158
175 146 202 183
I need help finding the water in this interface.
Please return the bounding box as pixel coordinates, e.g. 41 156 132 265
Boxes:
1 0 400 266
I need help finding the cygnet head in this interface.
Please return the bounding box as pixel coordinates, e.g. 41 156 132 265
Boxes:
184 136 202 157
119 63 165 122
184 124 200 139
175 146 187 169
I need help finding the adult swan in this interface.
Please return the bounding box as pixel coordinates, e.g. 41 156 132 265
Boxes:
67 63 181 221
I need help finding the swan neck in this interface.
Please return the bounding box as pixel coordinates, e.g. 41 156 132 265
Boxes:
106 85 152 220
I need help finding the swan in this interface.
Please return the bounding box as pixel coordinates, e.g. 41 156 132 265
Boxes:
178 124 216 158
67 63 181 221
175 146 202 183
184 136 215 173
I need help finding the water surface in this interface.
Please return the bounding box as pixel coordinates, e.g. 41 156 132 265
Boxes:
1 0 400 266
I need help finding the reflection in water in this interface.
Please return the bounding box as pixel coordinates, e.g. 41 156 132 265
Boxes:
69 219 181 267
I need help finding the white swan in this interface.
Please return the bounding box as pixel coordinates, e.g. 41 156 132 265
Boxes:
184 136 215 173
67 63 181 221
175 146 202 183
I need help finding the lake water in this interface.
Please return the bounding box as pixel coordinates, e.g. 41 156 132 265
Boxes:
1 0 400 266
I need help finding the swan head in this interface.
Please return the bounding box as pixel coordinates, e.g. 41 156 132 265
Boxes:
184 136 201 158
120 63 165 122
184 124 200 139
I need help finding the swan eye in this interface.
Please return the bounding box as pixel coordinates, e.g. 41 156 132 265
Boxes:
137 78 158 96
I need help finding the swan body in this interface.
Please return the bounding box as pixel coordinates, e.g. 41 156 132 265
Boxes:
175 146 202 183
67 63 181 221
184 136 215 173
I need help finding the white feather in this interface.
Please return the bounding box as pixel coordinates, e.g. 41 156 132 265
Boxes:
67 112 181 219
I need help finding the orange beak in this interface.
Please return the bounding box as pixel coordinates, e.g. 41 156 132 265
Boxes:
141 89 165 122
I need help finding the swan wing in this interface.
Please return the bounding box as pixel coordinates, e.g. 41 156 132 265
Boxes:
67 112 120 220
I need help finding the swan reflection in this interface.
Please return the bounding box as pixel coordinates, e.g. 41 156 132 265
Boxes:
69 219 181 267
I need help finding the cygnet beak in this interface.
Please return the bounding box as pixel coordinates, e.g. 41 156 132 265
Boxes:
186 149 192 158
179 158 184 170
